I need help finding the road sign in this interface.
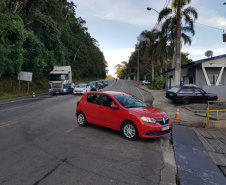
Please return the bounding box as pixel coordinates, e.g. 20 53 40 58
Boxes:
18 71 32 82
18 71 33 92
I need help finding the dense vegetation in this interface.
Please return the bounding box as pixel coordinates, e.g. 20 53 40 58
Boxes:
0 0 107 81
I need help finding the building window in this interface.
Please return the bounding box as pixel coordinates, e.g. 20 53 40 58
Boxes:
205 67 223 86
207 74 223 85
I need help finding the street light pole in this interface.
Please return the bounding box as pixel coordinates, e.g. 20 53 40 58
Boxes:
147 7 159 14
137 45 139 81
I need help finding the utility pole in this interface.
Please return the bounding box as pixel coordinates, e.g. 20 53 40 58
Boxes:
137 46 139 81
174 0 181 86
136 37 140 82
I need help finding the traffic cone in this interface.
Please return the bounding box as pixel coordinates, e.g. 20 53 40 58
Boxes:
32 92 35 98
174 107 180 120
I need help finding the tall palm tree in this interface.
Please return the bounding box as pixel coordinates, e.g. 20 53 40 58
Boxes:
158 0 198 69
155 32 174 80
139 30 160 82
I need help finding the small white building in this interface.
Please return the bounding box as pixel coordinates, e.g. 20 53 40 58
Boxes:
162 54 226 100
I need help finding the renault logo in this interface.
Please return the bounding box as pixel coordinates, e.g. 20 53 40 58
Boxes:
162 117 166 124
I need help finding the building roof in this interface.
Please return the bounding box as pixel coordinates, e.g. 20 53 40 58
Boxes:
161 54 226 75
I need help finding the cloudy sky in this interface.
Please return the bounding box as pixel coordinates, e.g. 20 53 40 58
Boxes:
72 0 226 76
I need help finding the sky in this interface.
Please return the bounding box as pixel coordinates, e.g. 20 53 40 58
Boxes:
72 0 226 77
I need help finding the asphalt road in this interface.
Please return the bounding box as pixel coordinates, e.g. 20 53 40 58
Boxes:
0 79 175 185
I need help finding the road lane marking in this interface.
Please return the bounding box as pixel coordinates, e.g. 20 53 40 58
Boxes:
66 125 78 133
102 80 116 91
119 80 124 92
0 116 29 128
136 87 145 102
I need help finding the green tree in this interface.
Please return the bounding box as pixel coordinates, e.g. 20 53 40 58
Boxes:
181 52 192 65
139 30 160 82
0 0 107 80
0 8 27 77
114 62 128 79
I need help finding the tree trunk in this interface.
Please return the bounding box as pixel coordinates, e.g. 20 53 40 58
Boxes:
172 40 176 69
152 57 154 82
174 0 181 86
160 67 163 80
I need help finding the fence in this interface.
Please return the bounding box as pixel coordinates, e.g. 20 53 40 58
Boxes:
205 101 226 123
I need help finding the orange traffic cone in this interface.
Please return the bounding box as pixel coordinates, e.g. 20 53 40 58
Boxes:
174 107 180 120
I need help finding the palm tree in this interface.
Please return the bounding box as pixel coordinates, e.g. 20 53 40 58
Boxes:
139 30 160 82
158 0 198 69
139 28 174 82
154 32 174 80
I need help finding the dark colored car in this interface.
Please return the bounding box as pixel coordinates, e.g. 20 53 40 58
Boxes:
166 86 218 104
89 81 99 91
97 81 105 89
103 80 108 86
76 91 172 140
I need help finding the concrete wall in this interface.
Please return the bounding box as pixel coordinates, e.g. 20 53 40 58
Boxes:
224 68 226 84
195 67 207 86
202 85 226 100
195 60 226 100
167 71 174 89
181 68 188 83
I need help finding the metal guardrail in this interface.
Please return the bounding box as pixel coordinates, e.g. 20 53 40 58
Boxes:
205 100 226 123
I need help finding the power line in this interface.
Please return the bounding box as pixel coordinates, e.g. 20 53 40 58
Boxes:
166 0 171 8
163 0 171 9
153 0 171 30
151 1 226 33
195 22 225 32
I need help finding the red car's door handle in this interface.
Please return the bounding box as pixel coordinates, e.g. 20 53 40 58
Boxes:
100 109 103 112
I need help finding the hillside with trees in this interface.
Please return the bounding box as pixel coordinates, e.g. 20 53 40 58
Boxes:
0 0 107 81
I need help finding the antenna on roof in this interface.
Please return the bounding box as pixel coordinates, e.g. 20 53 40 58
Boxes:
205 50 213 58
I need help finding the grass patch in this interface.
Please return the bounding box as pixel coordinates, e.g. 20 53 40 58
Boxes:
0 77 107 100
0 77 49 100
143 84 162 90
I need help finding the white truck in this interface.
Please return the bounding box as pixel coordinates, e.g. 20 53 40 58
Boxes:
49 66 72 94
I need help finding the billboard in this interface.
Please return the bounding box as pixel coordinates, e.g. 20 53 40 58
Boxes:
18 71 32 82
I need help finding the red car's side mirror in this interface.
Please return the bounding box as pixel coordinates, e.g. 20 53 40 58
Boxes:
110 104 119 109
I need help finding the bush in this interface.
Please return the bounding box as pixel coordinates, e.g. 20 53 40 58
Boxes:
152 77 166 90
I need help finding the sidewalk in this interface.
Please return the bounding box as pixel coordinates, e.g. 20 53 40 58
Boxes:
138 85 226 184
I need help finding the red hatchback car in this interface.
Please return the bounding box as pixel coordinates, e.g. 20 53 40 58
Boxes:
76 91 172 140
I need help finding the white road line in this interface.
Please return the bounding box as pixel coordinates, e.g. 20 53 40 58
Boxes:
66 125 78 133
119 80 124 92
136 87 145 102
1 96 80 112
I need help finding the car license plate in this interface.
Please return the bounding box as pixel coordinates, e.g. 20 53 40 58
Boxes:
169 93 173 96
162 125 169 131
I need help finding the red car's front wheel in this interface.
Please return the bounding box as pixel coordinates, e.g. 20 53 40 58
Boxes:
121 121 139 141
